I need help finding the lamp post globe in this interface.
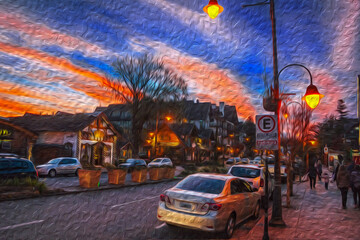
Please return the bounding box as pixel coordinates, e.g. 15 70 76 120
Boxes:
302 84 324 109
203 0 224 19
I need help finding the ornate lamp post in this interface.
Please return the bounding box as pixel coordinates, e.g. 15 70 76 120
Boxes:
203 0 324 235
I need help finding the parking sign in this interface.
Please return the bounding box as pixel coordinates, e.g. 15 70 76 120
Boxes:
256 115 278 150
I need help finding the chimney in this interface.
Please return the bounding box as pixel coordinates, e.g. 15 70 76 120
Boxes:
219 102 225 116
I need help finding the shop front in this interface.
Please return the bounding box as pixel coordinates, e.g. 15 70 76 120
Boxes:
0 119 37 159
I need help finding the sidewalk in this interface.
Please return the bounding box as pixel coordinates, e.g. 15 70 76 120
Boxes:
246 179 360 240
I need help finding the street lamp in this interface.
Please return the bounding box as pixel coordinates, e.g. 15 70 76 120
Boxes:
203 0 224 19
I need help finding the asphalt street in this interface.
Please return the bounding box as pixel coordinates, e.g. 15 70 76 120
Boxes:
0 179 265 240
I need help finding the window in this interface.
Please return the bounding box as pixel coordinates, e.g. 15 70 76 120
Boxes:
59 159 70 165
0 160 10 170
231 180 243 194
240 181 252 192
12 160 28 169
175 176 225 194
230 167 260 178
67 159 77 164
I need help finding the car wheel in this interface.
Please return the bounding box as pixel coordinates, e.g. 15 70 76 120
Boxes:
223 213 236 239
252 201 261 219
49 169 56 178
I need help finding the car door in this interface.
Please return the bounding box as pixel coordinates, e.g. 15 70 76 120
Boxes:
238 180 253 217
57 159 69 174
67 159 77 174
229 179 247 222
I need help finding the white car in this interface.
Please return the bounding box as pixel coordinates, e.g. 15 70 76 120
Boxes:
228 165 274 201
157 173 261 238
148 158 173 167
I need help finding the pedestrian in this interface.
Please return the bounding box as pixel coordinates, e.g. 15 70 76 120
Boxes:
308 164 318 189
350 165 360 209
336 164 351 209
317 159 323 181
347 161 357 208
321 170 330 190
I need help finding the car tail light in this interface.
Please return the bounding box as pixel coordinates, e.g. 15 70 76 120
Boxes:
260 178 264 187
159 194 171 204
36 169 39 178
201 203 222 211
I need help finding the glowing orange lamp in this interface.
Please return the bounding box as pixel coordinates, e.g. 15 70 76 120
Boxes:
165 116 172 121
302 84 324 109
203 0 224 19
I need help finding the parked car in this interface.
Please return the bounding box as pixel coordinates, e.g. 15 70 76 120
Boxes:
0 153 19 159
251 156 262 165
225 157 241 168
157 173 261 238
240 158 250 164
148 158 173 167
36 157 82 177
267 158 287 181
227 165 274 202
119 159 147 172
0 158 38 180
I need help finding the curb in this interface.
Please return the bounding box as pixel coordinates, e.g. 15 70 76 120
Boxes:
0 177 183 202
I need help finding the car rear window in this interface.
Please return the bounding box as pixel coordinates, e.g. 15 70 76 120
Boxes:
230 167 260 178
175 176 225 194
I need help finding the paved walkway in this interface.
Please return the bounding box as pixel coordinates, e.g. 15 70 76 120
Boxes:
246 178 360 240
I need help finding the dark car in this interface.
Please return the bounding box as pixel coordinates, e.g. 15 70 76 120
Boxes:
119 159 147 172
0 158 38 180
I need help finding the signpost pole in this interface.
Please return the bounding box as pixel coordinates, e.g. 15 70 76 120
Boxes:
263 156 269 240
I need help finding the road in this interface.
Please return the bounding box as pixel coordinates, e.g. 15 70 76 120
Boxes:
0 180 265 240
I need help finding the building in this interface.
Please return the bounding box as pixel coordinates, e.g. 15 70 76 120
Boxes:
0 118 37 159
9 112 121 165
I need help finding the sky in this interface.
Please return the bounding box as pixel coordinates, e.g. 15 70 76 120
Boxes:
0 0 359 121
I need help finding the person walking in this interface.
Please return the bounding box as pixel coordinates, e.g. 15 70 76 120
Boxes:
350 165 360 209
336 164 351 209
321 170 330 190
317 159 323 181
308 164 318 189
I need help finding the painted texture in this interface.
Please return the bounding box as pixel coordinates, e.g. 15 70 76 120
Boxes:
0 0 359 120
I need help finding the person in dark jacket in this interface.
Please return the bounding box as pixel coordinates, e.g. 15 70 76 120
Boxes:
350 165 360 209
308 164 318 189
316 159 323 181
336 165 351 209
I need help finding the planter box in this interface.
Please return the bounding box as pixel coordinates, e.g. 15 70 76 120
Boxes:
108 169 126 185
149 168 165 181
131 169 147 183
163 168 176 179
78 169 101 188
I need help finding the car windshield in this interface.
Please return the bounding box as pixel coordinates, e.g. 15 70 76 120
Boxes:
175 176 225 194
48 159 60 164
152 159 162 163
126 159 136 163
230 167 260 178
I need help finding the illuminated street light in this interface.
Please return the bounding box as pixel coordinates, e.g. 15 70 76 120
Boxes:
203 0 223 19
165 116 172 121
302 84 324 109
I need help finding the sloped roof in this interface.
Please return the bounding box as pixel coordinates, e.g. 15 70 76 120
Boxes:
199 129 215 140
224 105 238 124
169 123 198 137
9 112 102 132
183 101 211 121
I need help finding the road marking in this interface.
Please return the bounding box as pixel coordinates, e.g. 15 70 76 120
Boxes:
155 223 166 229
110 196 158 209
0 220 44 231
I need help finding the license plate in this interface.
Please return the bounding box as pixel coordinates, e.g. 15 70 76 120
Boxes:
180 202 191 209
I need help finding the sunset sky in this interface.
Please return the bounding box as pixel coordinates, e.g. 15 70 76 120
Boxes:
0 0 359 121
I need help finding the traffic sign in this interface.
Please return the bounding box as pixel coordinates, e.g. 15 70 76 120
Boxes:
324 145 328 154
256 115 278 150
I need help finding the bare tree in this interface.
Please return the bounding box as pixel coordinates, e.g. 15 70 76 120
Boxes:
103 54 187 156
280 100 312 207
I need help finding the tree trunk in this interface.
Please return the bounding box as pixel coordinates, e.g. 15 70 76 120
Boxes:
286 160 291 208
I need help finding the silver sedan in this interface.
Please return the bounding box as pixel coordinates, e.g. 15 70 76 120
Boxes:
36 157 82 177
157 173 261 238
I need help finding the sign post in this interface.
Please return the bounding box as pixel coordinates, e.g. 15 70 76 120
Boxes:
256 115 278 240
